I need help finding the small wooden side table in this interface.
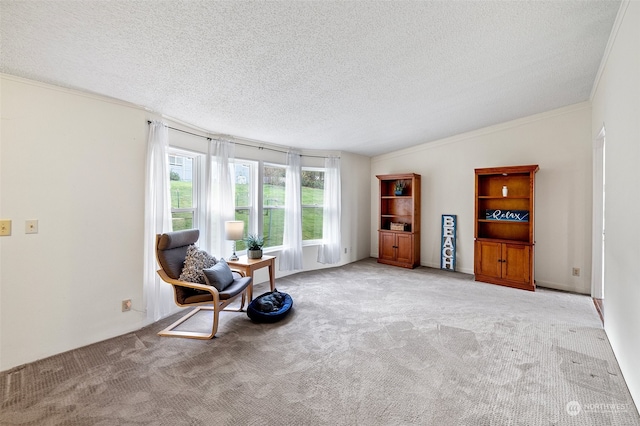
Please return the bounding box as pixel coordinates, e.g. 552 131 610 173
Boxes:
226 255 276 301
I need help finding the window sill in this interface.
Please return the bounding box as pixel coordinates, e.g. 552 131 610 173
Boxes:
239 240 322 256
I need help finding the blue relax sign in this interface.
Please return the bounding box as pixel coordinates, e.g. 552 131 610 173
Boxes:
485 209 529 222
441 215 456 271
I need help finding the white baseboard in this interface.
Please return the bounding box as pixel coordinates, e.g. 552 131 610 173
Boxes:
535 280 590 295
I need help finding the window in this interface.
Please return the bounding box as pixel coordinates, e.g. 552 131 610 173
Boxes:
233 160 256 250
166 148 326 249
168 150 197 231
261 164 325 248
262 163 286 248
301 168 324 241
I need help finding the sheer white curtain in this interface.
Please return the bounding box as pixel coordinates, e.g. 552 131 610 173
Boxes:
143 121 175 323
280 150 303 271
204 138 236 257
317 156 342 264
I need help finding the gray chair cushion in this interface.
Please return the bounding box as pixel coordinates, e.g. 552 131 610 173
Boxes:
203 259 234 291
157 229 200 250
219 276 252 300
156 229 200 279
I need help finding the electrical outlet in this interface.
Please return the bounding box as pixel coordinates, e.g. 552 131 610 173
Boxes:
25 220 38 234
0 220 11 236
572 268 580 277
122 299 132 312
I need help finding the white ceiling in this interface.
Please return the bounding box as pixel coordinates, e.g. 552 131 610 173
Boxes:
0 1 620 156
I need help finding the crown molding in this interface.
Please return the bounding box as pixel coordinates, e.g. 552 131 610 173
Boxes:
590 0 630 101
372 101 591 163
1 73 146 111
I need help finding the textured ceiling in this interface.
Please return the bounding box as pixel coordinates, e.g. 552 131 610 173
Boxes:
0 1 620 156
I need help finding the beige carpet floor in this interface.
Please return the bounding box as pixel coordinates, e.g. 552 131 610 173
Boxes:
1 258 638 425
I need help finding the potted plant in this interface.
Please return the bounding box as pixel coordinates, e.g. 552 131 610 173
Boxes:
394 180 406 196
245 234 264 259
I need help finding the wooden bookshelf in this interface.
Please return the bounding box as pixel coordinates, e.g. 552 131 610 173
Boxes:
377 173 421 269
474 165 538 291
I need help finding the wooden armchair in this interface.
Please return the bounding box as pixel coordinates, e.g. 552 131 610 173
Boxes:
155 229 252 339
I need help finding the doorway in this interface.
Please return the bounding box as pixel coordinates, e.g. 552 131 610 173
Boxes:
592 126 605 322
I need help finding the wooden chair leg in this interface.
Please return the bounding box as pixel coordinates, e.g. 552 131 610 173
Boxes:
158 306 218 339
158 292 250 339
211 306 220 338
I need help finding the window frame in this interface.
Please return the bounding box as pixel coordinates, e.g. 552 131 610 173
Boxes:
261 162 287 250
232 158 258 251
165 146 328 251
301 166 325 246
167 148 200 231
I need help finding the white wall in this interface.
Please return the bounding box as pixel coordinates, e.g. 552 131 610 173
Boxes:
591 0 640 407
1 75 149 371
0 75 371 371
371 102 593 294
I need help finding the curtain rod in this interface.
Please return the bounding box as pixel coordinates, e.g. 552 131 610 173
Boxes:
147 121 212 141
147 120 338 159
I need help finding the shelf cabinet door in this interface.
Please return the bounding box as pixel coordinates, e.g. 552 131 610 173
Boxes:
379 232 397 262
502 243 530 284
475 241 502 278
378 231 418 268
474 240 533 290
395 233 413 264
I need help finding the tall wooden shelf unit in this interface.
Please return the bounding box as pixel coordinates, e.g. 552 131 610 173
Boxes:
377 173 421 269
474 165 539 291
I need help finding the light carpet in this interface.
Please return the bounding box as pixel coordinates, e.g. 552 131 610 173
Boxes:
1 258 638 425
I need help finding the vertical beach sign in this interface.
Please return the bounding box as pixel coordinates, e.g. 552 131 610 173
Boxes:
441 214 456 271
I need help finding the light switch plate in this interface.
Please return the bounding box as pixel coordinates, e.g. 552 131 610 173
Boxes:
26 220 38 234
0 220 11 236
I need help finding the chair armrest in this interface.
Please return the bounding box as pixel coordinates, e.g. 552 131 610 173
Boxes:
156 269 220 295
230 269 246 277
